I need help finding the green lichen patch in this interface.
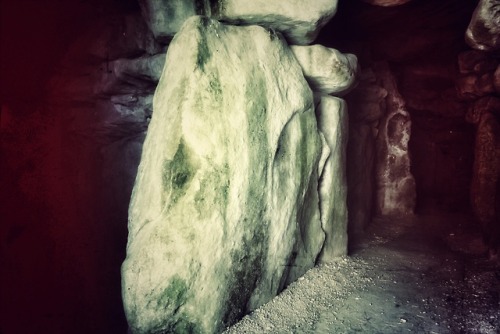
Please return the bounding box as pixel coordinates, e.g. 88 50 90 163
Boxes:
222 219 267 328
162 140 197 206
208 73 223 101
158 276 189 309
171 316 203 334
193 164 230 221
153 277 205 334
196 18 212 72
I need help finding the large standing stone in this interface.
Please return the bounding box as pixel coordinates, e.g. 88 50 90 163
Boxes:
291 45 358 96
374 63 416 216
137 0 339 45
466 0 500 51
315 96 349 262
122 16 326 334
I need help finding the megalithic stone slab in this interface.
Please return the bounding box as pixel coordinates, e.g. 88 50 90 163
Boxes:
291 45 358 96
122 16 325 334
315 95 349 262
218 0 339 45
137 0 339 45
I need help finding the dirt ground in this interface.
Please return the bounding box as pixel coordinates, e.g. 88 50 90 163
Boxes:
224 214 500 333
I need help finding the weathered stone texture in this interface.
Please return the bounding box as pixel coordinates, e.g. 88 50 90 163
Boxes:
122 16 327 333
315 96 349 261
137 0 339 44
466 100 500 256
291 45 358 95
374 63 416 216
345 68 382 235
466 0 500 51
218 0 339 44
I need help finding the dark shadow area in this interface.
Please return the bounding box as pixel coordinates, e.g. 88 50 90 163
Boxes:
316 0 479 225
1 0 140 333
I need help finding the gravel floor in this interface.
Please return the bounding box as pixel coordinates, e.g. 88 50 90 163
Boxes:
224 214 500 333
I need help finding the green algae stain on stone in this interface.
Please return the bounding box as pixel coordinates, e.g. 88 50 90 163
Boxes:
193 164 230 223
162 140 197 207
158 276 189 308
217 74 272 329
208 73 223 101
154 277 204 334
171 316 203 334
196 17 212 72
222 219 267 329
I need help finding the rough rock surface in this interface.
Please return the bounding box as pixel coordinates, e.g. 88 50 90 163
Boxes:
374 63 416 216
218 0 339 45
122 16 327 333
344 69 382 236
466 100 500 256
494 64 500 93
315 96 349 262
466 0 500 51
137 0 339 45
291 45 358 95
94 54 166 96
458 50 499 75
456 73 495 101
137 0 201 42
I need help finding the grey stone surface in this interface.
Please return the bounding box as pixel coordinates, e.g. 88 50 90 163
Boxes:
315 95 349 262
291 45 358 95
122 16 327 333
218 0 339 45
137 0 338 45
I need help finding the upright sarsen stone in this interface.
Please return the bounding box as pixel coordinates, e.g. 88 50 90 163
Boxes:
315 96 349 261
122 16 325 333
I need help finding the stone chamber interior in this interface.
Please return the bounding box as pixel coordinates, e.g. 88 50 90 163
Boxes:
1 0 499 333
